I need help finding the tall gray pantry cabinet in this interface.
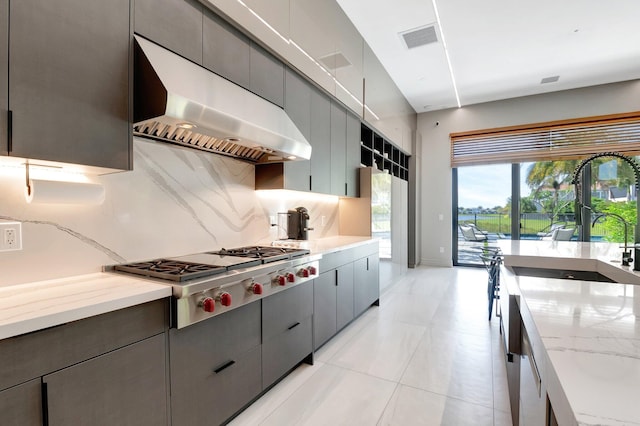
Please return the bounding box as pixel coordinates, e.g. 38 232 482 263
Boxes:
3 0 131 170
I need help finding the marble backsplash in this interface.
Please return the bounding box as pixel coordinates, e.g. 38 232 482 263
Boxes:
0 138 340 286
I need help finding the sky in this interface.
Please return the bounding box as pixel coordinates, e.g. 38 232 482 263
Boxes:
457 163 533 209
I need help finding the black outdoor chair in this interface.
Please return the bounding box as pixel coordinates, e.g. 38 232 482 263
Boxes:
479 247 503 321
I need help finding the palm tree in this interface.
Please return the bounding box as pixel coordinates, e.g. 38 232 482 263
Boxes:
526 160 578 217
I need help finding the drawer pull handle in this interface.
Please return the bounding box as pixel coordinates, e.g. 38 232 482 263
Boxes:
288 322 301 330
214 360 236 374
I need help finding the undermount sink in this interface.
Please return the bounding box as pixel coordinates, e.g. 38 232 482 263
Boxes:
511 266 616 283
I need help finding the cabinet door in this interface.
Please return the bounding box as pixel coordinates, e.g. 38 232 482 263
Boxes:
310 88 331 194
134 0 203 64
0 0 7 156
262 281 314 387
250 43 284 107
203 9 250 89
354 255 380 315
169 302 262 426
345 111 361 197
313 271 337 350
331 101 347 196
366 254 380 307
283 68 311 191
9 0 131 170
0 379 42 426
43 334 168 426
336 262 354 330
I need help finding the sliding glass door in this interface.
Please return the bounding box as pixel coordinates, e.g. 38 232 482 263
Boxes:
454 164 511 265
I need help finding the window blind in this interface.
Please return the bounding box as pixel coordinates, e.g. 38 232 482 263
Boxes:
450 112 640 167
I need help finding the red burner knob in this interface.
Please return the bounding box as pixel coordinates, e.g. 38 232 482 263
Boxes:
217 292 232 306
275 275 287 286
287 272 295 283
251 283 263 295
299 268 310 278
308 266 317 276
201 297 215 313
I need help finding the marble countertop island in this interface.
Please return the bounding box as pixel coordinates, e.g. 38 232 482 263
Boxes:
499 241 640 425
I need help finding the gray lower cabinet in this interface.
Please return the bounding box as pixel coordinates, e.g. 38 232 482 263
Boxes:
0 379 41 426
134 0 203 64
203 8 251 89
336 262 355 330
354 254 380 316
0 0 7 156
8 0 131 170
262 281 314 387
169 301 262 426
313 271 338 350
250 43 284 107
0 300 168 426
43 334 168 426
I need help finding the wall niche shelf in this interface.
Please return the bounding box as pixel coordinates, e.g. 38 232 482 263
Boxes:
360 123 409 181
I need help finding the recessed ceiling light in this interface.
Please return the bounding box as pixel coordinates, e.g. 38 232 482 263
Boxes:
541 75 560 84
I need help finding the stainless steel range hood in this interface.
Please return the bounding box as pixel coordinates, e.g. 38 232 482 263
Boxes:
133 36 311 163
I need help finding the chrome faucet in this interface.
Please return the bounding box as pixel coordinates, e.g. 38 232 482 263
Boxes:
592 212 632 266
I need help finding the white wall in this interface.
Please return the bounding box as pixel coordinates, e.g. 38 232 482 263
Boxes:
417 79 640 266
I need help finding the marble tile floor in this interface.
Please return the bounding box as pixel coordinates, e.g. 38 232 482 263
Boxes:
230 266 512 426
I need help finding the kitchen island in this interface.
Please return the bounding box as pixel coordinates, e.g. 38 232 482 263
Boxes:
498 240 640 425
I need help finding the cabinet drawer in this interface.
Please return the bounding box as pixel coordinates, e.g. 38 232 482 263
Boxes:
352 241 379 259
171 345 261 426
169 300 261 370
319 249 355 271
0 299 168 391
262 281 313 341
262 315 312 387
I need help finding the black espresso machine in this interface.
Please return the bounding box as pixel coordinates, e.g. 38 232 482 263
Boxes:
287 207 313 240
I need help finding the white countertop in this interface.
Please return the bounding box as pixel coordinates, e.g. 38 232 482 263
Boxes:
500 241 640 425
0 273 171 340
0 236 376 341
261 235 378 255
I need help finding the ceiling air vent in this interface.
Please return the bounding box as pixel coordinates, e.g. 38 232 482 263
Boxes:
318 52 352 70
541 75 560 84
400 25 438 49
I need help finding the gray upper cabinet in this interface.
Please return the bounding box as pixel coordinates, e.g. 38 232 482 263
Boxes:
283 67 312 191
134 0 203 64
0 0 7 157
310 88 331 194
203 9 251 89
331 101 347 196
250 43 284 107
346 111 361 197
8 0 131 170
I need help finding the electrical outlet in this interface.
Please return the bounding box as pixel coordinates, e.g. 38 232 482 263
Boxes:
439 247 445 253
0 222 22 251
321 216 326 226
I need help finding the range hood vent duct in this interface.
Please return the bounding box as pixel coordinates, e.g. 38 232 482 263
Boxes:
133 36 311 163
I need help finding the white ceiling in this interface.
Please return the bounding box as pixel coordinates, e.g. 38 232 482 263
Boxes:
336 0 640 113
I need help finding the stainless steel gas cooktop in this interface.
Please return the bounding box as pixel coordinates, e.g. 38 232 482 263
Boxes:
110 246 319 328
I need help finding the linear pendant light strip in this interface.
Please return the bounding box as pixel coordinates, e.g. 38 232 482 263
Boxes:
451 113 640 167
